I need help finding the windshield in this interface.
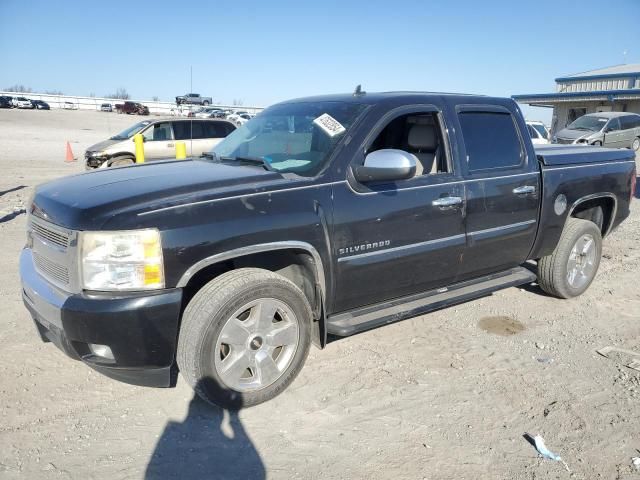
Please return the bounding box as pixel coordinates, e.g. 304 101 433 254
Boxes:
531 123 548 139
210 101 366 177
110 120 152 140
567 115 608 132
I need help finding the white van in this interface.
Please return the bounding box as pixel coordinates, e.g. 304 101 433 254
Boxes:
85 118 236 169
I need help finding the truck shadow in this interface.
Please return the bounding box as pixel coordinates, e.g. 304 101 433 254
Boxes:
145 378 265 480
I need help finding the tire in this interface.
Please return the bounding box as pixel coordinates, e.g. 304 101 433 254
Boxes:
203 101 210 106
538 218 602 299
109 157 134 167
632 137 640 152
592 141 602 146
177 268 312 409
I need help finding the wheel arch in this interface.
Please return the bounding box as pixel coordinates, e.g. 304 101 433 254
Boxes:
177 242 327 348
568 193 617 237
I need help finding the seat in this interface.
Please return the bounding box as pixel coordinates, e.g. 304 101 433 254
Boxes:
407 124 440 175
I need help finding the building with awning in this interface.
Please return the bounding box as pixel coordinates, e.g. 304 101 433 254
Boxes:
512 64 640 135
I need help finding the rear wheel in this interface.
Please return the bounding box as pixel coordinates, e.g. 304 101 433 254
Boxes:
632 137 640 152
177 268 312 409
538 218 602 298
203 100 210 106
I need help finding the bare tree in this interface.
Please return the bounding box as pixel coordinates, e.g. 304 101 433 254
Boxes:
232 98 244 106
44 90 64 95
152 96 159 102
4 84 32 93
89 92 96 97
105 87 130 100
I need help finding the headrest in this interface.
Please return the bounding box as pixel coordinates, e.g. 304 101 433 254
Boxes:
408 124 437 150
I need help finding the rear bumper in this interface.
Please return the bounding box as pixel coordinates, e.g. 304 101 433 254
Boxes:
20 248 183 387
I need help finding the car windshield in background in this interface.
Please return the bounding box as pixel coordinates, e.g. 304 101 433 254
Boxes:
210 101 366 177
110 120 151 140
532 124 548 139
567 116 608 131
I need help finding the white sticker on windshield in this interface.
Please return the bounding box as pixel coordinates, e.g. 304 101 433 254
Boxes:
313 113 346 137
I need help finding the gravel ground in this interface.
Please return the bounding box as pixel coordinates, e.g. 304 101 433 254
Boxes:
0 108 639 480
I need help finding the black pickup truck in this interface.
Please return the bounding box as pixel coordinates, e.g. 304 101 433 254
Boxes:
20 92 636 408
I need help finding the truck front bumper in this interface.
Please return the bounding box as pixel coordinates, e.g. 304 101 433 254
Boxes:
20 249 183 387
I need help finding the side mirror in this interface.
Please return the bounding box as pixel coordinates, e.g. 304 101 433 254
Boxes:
354 149 417 182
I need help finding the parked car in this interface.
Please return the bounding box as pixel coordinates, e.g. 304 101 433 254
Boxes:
194 107 225 119
20 92 636 408
115 101 149 115
84 118 236 168
100 103 113 112
175 93 212 106
526 121 549 144
235 113 252 125
553 112 640 150
0 96 13 108
31 100 50 110
13 97 33 109
62 101 77 110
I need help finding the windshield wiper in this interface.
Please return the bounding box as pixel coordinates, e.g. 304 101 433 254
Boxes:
220 156 273 171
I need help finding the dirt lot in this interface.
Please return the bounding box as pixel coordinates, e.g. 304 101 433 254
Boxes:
0 108 639 480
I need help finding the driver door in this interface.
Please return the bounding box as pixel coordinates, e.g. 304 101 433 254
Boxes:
141 122 175 160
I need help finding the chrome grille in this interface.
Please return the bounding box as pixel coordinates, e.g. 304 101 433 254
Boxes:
555 137 574 145
33 251 70 285
31 220 69 249
29 216 79 292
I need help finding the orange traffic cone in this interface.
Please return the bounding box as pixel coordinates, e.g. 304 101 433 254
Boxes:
65 141 76 163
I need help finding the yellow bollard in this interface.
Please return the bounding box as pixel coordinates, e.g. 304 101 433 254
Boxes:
133 133 145 163
175 141 187 160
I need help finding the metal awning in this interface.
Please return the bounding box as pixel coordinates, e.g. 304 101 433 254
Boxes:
512 88 640 105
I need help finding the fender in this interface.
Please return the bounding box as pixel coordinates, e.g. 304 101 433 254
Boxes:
175 241 328 344
568 192 617 236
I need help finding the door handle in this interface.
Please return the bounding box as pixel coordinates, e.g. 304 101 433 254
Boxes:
513 185 536 195
432 196 463 208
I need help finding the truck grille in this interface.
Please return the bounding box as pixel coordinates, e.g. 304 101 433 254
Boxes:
33 251 70 286
29 216 78 292
31 220 70 250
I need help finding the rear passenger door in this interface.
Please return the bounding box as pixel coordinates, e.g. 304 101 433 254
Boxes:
455 105 540 280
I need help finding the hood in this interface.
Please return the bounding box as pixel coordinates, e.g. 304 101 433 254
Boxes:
31 159 287 230
555 127 599 141
86 138 122 153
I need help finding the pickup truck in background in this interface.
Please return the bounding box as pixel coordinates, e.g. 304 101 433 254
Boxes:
175 93 212 106
115 101 149 115
20 92 636 409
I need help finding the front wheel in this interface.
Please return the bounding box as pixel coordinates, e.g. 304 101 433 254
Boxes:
538 218 602 298
592 141 602 146
177 268 312 409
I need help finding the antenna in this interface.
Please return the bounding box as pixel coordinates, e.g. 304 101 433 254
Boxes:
353 84 365 96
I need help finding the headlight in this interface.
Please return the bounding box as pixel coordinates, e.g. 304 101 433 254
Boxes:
80 229 164 291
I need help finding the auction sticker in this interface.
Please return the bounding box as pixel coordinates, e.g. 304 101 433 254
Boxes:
313 113 346 137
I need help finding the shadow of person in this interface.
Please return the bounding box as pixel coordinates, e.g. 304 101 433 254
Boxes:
145 378 265 480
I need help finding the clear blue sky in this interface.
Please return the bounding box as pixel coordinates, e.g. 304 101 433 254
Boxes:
1 0 639 122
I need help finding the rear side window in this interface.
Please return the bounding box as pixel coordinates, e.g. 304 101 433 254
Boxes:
172 121 191 140
458 112 524 172
620 115 640 130
203 121 229 138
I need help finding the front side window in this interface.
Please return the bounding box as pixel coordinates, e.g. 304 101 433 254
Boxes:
142 122 173 141
365 111 450 177
606 118 621 131
211 101 366 177
458 111 524 172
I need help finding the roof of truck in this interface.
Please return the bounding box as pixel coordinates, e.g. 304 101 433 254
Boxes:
276 91 508 107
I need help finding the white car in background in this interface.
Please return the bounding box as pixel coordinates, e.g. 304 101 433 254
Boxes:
526 120 550 145
13 97 33 108
194 107 224 119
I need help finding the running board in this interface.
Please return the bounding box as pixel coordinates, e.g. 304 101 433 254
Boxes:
326 267 536 336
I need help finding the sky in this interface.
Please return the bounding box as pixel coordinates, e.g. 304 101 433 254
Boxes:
1 0 639 123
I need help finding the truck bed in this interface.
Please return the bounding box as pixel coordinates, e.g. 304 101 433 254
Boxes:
535 144 635 166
